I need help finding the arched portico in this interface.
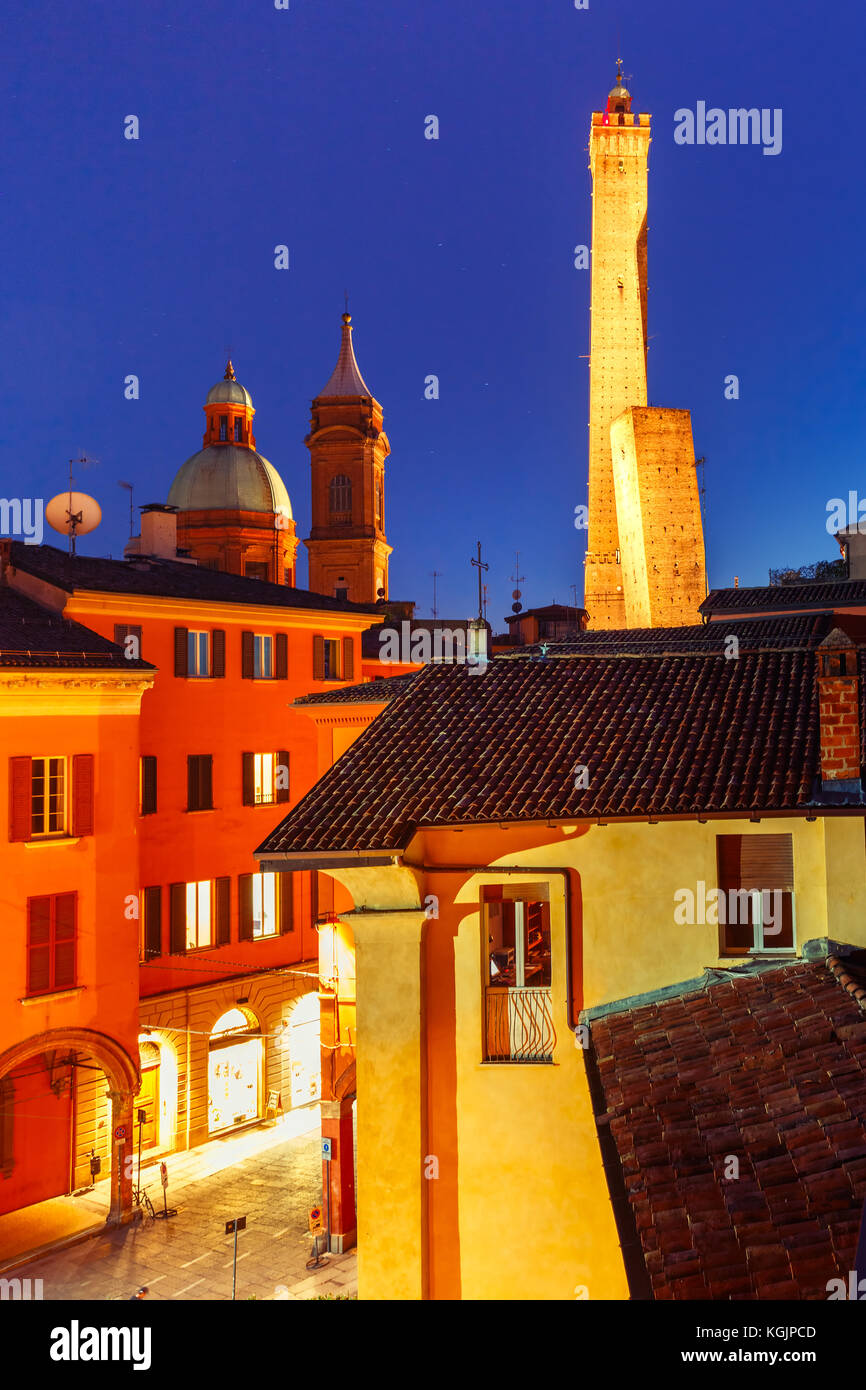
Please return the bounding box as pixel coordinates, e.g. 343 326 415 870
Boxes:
0 1028 139 1225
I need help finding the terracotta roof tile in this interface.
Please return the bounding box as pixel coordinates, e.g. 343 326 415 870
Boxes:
591 960 866 1300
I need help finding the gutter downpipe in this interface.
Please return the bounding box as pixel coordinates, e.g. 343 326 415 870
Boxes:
402 859 650 1299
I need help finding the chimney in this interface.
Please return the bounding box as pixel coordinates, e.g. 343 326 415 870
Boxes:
835 523 866 581
125 504 180 561
817 629 862 798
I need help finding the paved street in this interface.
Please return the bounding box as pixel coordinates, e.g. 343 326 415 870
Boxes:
14 1121 356 1301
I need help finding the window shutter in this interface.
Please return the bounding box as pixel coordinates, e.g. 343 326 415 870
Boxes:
72 754 94 837
342 636 354 681
187 756 197 811
143 886 162 959
238 875 254 940
212 629 226 678
242 631 254 679
174 627 188 677
202 755 213 810
279 872 294 934
54 893 76 988
215 877 231 945
169 883 187 954
717 834 794 891
275 632 288 680
739 835 794 891
313 634 325 680
242 753 255 806
9 757 31 841
276 751 290 804
141 756 157 816
27 896 51 994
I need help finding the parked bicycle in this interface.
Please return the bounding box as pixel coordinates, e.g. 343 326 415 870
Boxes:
132 1185 155 1221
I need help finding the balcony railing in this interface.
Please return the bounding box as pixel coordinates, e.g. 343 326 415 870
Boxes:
484 987 555 1063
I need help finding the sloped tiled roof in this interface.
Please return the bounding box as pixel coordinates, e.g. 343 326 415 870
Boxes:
506 614 833 657
295 672 418 706
0 589 153 669
591 960 866 1300
702 581 866 615
257 642 866 858
8 543 379 616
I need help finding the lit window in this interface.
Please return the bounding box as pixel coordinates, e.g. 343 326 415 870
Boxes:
254 753 275 805
323 638 340 679
219 415 228 441
483 889 554 1063
252 872 278 938
254 634 273 679
186 880 212 950
234 418 242 442
31 757 67 838
188 631 210 677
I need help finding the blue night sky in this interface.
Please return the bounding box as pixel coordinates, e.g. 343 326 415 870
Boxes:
2 0 864 624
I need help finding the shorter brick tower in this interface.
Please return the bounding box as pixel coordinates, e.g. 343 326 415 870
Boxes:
167 362 298 584
610 407 707 626
304 315 392 604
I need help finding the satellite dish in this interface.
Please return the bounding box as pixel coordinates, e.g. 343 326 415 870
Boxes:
46 492 102 554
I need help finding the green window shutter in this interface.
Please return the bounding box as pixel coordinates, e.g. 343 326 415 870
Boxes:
242 631 254 679
215 877 231 945
9 756 31 842
143 886 162 959
169 883 187 954
238 875 254 940
279 872 294 934
174 627 188 677
242 753 255 806
276 751 290 804
342 636 354 681
313 634 325 680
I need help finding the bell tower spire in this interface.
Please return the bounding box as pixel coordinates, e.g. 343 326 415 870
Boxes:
304 312 392 603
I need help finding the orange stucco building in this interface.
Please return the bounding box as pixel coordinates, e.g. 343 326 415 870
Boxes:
0 335 405 1247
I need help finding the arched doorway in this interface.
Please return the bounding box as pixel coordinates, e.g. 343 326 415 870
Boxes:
208 1008 261 1134
0 1028 138 1225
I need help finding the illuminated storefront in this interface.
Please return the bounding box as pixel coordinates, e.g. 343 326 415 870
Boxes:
208 1008 261 1133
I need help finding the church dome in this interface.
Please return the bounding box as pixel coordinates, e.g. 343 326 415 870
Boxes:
204 359 253 408
168 444 292 517
608 80 630 102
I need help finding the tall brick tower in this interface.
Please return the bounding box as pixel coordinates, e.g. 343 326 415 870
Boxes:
584 65 651 628
304 314 392 603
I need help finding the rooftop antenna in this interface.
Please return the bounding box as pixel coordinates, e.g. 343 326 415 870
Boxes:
510 550 525 616
696 456 709 598
430 569 442 620
118 481 134 540
470 542 488 622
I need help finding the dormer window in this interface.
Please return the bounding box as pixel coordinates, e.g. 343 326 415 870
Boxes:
234 418 243 442
219 415 228 441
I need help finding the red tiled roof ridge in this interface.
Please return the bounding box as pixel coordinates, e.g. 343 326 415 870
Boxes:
826 954 866 1011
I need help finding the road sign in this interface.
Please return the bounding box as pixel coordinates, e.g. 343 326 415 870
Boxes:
160 1162 168 1189
322 1138 332 1161
225 1216 247 1235
114 1126 126 1140
308 1206 323 1234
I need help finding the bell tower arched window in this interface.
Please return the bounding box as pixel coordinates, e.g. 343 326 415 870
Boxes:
329 475 352 522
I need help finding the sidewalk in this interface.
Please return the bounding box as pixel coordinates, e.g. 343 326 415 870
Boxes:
0 1104 321 1272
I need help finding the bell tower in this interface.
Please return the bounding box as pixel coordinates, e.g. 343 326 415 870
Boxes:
304 314 392 603
584 64 651 628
